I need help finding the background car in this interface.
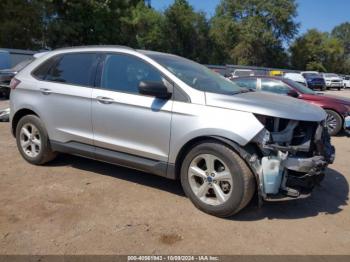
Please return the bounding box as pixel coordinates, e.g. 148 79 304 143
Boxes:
0 58 33 98
301 71 326 91
343 75 350 88
0 50 11 69
232 76 350 135
284 72 307 86
322 73 343 90
229 69 255 79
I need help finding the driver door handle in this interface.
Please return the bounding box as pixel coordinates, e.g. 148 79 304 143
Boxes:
96 96 114 104
39 88 51 95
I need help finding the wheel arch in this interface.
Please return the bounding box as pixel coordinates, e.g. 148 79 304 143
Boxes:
172 135 260 182
323 108 343 119
11 108 39 137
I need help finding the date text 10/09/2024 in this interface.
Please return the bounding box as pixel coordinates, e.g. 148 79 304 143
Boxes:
127 256 219 261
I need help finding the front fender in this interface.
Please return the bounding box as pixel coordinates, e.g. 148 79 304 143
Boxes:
168 101 264 163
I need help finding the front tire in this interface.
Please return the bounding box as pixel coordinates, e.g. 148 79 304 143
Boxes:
16 115 56 165
325 110 342 136
180 141 255 217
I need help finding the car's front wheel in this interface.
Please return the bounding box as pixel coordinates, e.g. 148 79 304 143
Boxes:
180 141 255 217
16 115 56 165
325 110 342 136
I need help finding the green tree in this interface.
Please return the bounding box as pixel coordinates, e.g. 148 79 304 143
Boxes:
44 0 143 48
290 29 345 73
162 0 211 63
0 0 43 49
332 22 350 56
210 0 298 66
122 2 166 50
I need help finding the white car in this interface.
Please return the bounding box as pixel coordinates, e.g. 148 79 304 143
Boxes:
284 72 307 85
322 73 343 90
230 69 255 79
343 76 350 88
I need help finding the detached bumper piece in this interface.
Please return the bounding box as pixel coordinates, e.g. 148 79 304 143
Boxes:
344 116 350 130
252 117 335 201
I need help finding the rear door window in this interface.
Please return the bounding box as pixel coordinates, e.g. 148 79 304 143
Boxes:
42 53 97 86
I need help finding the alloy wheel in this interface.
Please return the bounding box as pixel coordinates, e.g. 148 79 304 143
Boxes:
188 154 233 206
20 123 41 158
326 113 338 134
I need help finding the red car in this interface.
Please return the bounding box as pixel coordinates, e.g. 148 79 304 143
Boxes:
232 76 350 136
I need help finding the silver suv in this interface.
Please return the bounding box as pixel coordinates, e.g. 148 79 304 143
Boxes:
10 46 335 217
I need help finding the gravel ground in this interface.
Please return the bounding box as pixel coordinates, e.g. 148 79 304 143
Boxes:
0 90 349 255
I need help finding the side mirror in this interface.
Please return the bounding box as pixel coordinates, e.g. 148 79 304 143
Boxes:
138 81 172 99
287 90 299 98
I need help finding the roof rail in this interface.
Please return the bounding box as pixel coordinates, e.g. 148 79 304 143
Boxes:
55 45 134 51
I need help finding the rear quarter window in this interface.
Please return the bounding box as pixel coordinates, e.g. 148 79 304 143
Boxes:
32 56 59 80
33 53 97 87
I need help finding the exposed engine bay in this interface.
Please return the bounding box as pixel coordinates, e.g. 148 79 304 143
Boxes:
248 115 335 201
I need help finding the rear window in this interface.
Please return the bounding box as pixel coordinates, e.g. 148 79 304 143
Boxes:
33 53 97 87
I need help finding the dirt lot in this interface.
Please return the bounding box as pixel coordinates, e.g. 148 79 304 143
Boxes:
0 91 349 255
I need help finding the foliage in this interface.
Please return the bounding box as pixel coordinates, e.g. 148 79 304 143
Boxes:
43 0 142 48
290 29 347 73
210 0 299 66
332 22 350 56
0 0 43 49
0 0 349 74
162 0 211 63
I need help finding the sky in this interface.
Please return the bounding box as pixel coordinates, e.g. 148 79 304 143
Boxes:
151 0 350 35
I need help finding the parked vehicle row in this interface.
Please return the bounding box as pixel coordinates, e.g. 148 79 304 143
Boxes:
226 68 347 92
9 46 335 217
0 59 34 98
232 76 350 136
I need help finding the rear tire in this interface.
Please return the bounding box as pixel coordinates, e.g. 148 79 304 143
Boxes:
325 110 342 136
16 115 57 165
180 141 255 217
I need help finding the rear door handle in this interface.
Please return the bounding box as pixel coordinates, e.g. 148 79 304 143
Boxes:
96 96 114 104
40 88 51 95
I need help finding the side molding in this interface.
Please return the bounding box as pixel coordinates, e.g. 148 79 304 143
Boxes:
51 141 169 177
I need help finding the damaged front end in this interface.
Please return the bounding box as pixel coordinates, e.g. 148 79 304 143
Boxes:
249 115 335 201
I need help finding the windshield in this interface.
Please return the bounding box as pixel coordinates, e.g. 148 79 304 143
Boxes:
145 53 245 95
302 73 320 78
324 73 338 77
284 78 316 94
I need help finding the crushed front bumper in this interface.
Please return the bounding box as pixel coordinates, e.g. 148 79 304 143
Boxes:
250 118 335 201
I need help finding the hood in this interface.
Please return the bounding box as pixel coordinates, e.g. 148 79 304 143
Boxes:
205 91 326 122
303 93 350 105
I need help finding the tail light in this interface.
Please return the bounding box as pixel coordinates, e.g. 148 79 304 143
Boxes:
10 78 21 89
